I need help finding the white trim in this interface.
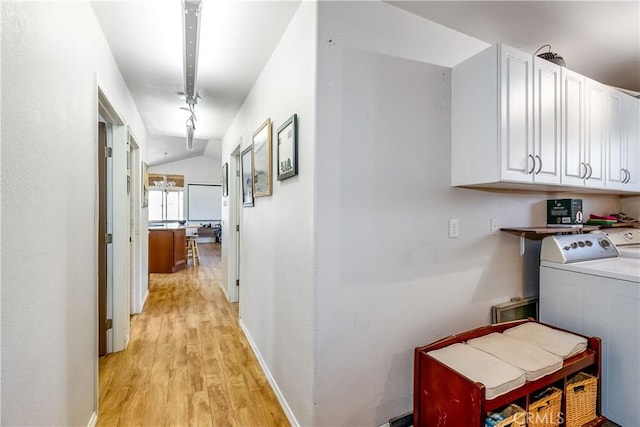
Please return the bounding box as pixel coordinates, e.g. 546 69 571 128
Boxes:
239 320 299 427
87 412 98 427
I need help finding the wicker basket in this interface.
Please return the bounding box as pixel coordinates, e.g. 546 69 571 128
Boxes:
565 372 598 427
528 387 563 427
493 404 527 427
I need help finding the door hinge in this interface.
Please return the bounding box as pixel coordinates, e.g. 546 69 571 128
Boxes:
105 319 113 330
236 224 240 232
105 233 113 244
105 146 113 158
236 279 240 287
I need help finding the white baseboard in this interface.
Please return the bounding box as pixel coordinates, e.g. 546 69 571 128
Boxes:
141 289 149 310
239 320 300 427
87 411 97 427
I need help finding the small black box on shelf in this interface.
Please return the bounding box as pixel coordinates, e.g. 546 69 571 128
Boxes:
547 199 583 227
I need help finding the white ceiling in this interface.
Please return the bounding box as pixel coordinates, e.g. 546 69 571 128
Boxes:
92 1 639 166
388 1 640 93
91 0 300 166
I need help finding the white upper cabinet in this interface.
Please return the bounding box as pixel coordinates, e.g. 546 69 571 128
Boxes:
452 43 639 194
532 57 562 184
583 78 607 188
607 93 639 191
452 44 560 187
499 45 534 182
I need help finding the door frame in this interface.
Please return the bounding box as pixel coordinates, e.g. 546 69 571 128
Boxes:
98 87 131 355
225 143 242 303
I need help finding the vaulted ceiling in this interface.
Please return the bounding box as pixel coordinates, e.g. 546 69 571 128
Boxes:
92 1 639 166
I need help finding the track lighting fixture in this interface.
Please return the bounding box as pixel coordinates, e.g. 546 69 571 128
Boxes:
181 0 202 151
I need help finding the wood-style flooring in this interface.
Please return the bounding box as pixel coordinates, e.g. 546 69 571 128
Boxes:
98 242 289 427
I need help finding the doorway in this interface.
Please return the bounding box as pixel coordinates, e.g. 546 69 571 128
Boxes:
97 88 131 356
226 144 242 303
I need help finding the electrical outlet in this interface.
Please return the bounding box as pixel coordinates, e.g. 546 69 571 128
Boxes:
490 218 499 235
448 219 459 238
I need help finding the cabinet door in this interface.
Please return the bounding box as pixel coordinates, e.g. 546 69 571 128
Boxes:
561 68 586 186
533 58 561 184
500 45 534 182
624 97 640 190
606 89 626 189
584 79 607 188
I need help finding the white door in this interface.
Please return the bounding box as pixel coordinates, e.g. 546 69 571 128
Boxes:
606 88 625 189
623 97 639 190
561 68 587 186
500 45 534 182
532 57 561 184
584 78 607 188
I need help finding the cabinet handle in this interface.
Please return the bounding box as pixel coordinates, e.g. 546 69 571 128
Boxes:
580 162 587 179
623 169 630 184
586 163 593 180
535 155 542 174
527 154 535 174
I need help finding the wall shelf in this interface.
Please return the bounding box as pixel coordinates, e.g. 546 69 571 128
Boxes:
500 226 600 240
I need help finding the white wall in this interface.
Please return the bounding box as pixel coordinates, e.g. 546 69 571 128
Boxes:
1 2 147 425
313 2 621 425
149 155 221 184
219 2 316 425
149 155 221 224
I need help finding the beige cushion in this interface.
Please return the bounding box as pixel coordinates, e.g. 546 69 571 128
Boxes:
504 322 587 359
427 343 526 400
468 333 563 381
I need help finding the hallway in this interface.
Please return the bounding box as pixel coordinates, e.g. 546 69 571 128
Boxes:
98 243 288 426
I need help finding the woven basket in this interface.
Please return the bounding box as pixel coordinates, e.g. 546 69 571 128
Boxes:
528 387 563 427
566 372 598 427
494 404 527 427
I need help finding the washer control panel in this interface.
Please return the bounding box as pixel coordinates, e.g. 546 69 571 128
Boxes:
596 227 640 247
541 233 619 263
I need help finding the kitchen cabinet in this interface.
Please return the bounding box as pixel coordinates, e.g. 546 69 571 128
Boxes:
149 228 186 273
452 44 562 188
452 42 639 195
607 93 639 191
558 70 607 189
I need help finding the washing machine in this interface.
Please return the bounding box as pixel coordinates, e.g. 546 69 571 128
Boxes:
597 227 640 259
539 232 640 426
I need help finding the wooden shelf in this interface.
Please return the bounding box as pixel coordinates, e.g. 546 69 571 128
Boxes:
414 320 607 426
500 226 600 240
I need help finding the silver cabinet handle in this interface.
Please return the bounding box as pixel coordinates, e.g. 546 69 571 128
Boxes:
535 155 542 174
527 154 535 174
623 168 630 184
580 162 587 179
586 163 593 180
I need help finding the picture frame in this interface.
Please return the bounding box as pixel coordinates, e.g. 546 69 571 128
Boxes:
241 146 254 207
252 118 272 197
141 161 149 207
277 114 298 180
221 162 229 197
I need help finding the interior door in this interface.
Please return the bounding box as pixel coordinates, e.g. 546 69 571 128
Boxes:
98 122 108 356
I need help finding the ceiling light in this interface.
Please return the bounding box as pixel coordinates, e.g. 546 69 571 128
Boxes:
186 121 195 151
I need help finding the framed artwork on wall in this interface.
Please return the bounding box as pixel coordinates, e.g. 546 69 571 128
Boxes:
141 161 149 207
277 114 298 180
252 118 272 197
241 146 254 207
221 162 229 197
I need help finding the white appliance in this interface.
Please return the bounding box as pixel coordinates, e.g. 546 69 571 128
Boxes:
539 233 640 426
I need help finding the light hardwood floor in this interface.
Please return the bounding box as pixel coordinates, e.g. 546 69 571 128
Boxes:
98 242 289 427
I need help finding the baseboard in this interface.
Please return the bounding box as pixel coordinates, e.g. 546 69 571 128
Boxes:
239 320 300 427
87 411 97 427
141 289 149 310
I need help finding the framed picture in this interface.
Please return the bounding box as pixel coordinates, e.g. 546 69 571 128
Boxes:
277 114 298 180
241 146 254 207
221 162 229 197
252 118 272 197
141 161 149 207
